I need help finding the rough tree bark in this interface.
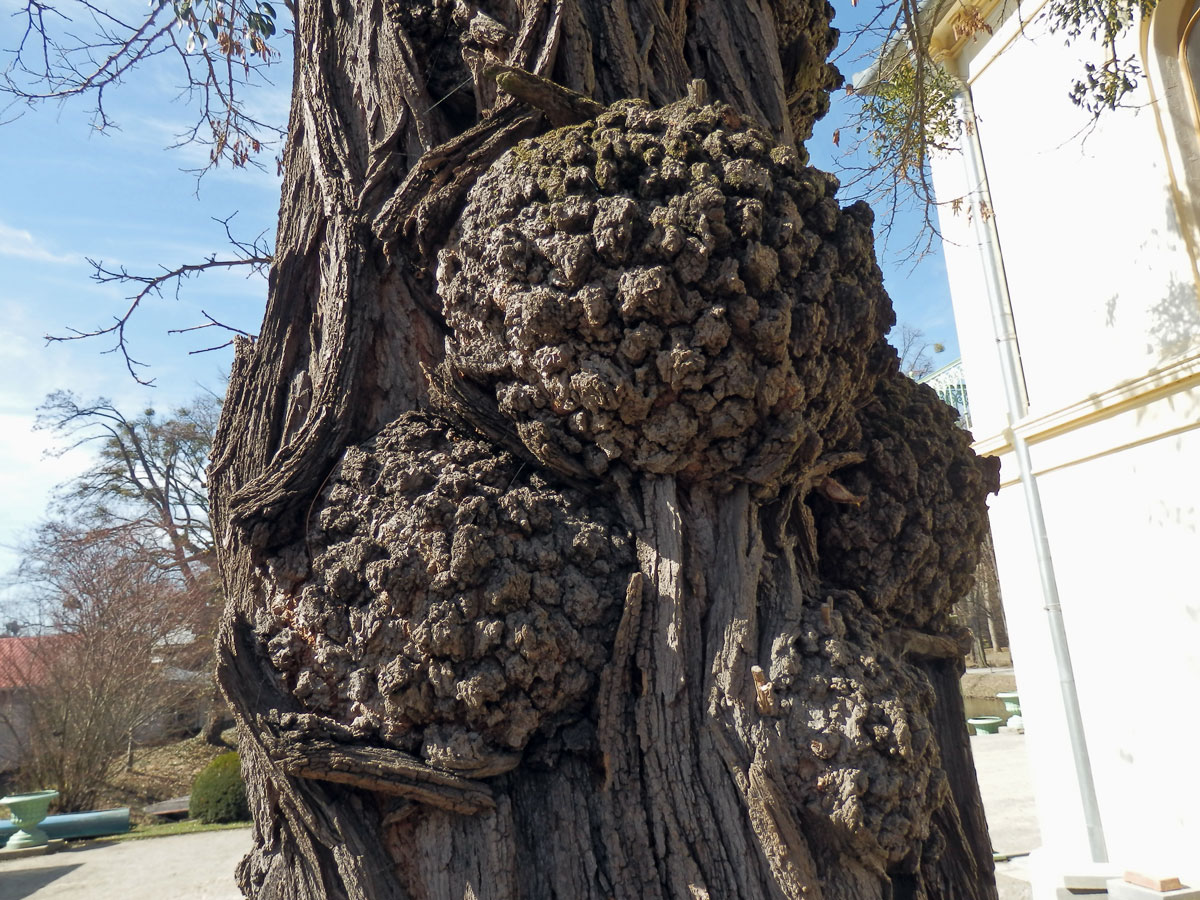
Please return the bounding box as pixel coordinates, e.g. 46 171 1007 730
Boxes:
210 2 1001 897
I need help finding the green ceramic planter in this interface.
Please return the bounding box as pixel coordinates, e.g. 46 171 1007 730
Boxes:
996 691 1021 715
1 790 59 849
967 716 1003 735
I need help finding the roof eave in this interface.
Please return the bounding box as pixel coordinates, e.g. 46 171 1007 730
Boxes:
850 0 996 93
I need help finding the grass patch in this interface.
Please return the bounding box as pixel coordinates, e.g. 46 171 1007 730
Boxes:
92 819 251 842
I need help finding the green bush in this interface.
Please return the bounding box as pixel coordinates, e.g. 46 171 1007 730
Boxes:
189 752 249 824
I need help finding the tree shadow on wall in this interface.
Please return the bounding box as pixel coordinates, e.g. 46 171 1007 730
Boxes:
1145 276 1200 362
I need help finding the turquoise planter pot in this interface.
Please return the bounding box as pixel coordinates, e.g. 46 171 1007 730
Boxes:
0 807 130 842
0 790 59 849
967 716 1003 735
996 691 1021 715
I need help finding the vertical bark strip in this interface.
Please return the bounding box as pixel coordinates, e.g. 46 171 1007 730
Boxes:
211 2 999 898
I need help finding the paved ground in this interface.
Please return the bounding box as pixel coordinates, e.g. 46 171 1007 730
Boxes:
0 827 252 900
966 665 1017 677
0 734 1039 899
973 731 1040 900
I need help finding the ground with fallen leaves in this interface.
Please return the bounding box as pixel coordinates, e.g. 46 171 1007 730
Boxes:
98 729 238 823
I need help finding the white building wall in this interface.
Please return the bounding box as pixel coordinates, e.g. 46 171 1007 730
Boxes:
960 4 1200 414
1032 407 1200 877
927 0 1200 889
932 150 1012 440
983 480 1094 865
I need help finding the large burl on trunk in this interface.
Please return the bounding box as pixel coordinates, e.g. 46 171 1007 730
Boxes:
209 2 1001 897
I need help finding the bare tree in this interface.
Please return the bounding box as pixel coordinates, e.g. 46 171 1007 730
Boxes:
37 391 229 741
1 523 211 810
956 532 1008 668
38 391 219 589
896 324 946 379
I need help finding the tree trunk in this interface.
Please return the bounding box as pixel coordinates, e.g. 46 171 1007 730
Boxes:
979 532 1008 650
985 607 1001 656
201 687 229 745
210 2 1000 897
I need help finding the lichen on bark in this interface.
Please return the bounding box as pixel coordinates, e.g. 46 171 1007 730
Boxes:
813 371 1001 631
769 587 947 873
438 96 892 492
259 411 634 777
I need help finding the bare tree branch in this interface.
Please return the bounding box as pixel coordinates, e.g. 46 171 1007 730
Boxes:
1 0 287 171
169 310 256 339
42 214 271 382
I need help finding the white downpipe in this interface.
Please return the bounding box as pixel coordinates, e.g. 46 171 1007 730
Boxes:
950 71 1109 864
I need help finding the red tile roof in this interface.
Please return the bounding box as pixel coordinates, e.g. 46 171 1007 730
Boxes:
0 636 71 690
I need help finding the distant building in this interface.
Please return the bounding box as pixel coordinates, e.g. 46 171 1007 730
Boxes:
918 358 972 429
0 636 68 772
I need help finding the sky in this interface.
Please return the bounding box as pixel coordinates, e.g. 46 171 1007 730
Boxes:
0 1 959 585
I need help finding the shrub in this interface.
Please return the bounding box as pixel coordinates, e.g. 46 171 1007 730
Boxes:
189 752 249 824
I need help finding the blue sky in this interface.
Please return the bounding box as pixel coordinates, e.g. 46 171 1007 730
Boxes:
0 1 958 582
0 4 287 581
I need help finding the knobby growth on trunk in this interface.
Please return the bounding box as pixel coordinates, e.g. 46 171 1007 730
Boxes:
209 2 1000 897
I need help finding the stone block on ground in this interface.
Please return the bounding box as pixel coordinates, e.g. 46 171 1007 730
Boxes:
143 796 190 819
0 839 60 860
1108 880 1200 900
1124 873 1185 892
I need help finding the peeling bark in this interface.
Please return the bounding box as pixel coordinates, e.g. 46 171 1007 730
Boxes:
211 2 1000 897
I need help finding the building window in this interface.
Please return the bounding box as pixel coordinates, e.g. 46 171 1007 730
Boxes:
1145 0 1200 290
1181 5 1200 121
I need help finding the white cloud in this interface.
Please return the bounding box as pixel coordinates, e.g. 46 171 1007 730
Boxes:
0 221 76 264
0 301 124 580
0 412 92 579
